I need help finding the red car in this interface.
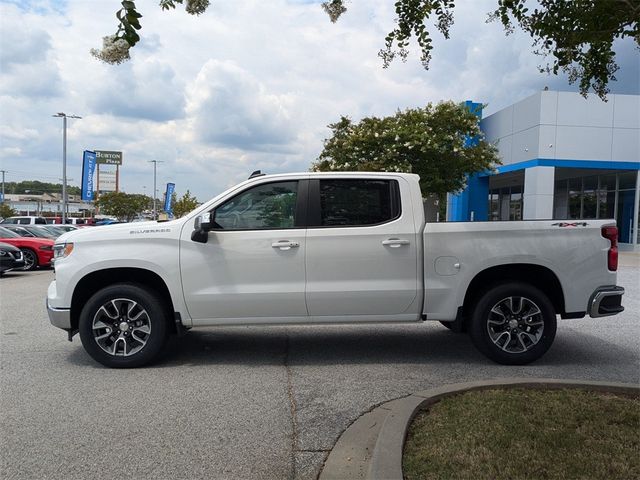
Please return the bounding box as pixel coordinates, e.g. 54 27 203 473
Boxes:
0 226 54 271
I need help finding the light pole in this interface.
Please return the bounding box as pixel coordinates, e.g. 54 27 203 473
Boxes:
148 160 163 220
53 112 81 224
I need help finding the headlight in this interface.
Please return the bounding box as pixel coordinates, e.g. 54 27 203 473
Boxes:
53 243 74 259
39 245 53 251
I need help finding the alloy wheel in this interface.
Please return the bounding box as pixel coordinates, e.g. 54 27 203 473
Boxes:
21 249 37 270
486 296 544 353
92 298 152 357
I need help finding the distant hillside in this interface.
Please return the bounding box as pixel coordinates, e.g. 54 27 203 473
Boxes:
3 181 81 196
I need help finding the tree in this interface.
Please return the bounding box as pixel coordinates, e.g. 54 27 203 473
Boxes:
172 190 200 218
91 0 208 64
311 101 500 197
93 1 638 99
95 192 150 221
3 181 81 196
0 203 16 219
490 0 639 98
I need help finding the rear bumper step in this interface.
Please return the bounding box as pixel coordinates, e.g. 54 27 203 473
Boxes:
588 286 625 318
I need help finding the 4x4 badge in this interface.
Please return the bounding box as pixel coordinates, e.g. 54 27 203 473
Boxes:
551 222 588 227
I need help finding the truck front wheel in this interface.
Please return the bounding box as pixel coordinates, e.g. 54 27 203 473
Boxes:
469 282 556 365
79 284 170 368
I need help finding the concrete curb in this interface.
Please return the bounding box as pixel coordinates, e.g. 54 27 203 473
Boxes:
319 378 640 480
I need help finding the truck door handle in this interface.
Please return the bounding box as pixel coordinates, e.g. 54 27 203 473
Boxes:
382 238 410 247
272 240 300 250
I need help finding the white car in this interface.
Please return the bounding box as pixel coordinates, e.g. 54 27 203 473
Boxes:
47 172 624 368
1 216 48 225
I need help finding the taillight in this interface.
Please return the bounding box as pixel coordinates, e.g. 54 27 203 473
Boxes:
601 226 618 271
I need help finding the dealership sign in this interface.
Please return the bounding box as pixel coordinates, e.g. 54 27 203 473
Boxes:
164 183 175 213
81 150 97 201
95 150 123 165
99 170 117 192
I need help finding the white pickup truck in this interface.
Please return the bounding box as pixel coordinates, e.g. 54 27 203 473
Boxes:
47 172 624 368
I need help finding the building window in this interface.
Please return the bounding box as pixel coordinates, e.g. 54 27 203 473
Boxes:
487 186 523 221
488 193 500 221
553 170 638 243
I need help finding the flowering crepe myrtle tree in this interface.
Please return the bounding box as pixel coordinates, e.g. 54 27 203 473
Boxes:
311 101 500 197
91 0 210 64
93 1 638 99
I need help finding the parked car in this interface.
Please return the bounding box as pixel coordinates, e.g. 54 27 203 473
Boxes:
95 218 119 225
46 217 94 225
53 225 80 232
43 225 78 236
1 216 48 225
0 242 25 274
47 172 624 368
2 224 58 240
0 225 33 237
0 226 54 270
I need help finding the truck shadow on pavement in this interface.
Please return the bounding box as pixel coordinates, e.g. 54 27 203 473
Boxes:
65 324 637 369
70 323 638 369
161 326 482 367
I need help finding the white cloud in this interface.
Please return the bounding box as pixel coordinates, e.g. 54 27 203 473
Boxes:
0 26 51 70
87 59 185 122
0 18 62 98
185 59 296 150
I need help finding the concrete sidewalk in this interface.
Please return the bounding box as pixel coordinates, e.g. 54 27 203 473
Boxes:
619 251 640 267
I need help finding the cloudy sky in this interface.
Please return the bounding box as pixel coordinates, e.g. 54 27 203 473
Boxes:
1 0 638 201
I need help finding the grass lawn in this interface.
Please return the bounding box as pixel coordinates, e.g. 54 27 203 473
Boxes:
403 388 639 480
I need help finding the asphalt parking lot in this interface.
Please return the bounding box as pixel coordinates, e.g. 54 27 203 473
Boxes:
1 261 639 480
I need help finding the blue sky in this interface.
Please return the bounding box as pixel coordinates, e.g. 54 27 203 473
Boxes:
0 0 638 201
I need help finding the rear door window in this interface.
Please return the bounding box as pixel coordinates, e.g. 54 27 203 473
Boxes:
316 179 400 227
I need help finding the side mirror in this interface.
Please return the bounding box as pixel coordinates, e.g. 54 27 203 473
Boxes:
191 212 213 243
194 212 213 232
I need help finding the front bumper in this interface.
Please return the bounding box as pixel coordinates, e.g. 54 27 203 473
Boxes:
47 300 71 329
588 286 625 318
0 251 25 272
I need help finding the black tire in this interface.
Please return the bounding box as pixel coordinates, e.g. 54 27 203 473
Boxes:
20 248 38 271
79 283 170 368
469 282 556 365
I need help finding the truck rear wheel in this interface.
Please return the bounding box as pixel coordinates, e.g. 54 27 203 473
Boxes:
79 284 169 368
469 282 556 365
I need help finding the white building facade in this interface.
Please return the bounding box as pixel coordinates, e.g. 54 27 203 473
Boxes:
448 91 640 248
3 193 93 217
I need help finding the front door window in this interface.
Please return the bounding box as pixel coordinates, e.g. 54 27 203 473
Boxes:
214 181 298 230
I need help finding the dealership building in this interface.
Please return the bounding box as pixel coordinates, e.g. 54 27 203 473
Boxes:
448 90 640 249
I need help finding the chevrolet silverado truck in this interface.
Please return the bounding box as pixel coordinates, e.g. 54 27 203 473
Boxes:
47 172 624 368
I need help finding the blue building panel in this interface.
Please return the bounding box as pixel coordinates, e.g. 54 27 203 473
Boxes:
448 101 488 221
489 159 640 175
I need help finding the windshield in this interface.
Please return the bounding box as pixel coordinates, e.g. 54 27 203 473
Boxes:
24 226 57 239
0 226 20 238
43 226 65 235
3 225 30 235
